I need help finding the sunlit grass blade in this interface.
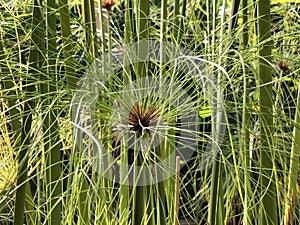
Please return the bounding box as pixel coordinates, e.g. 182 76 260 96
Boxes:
284 82 300 225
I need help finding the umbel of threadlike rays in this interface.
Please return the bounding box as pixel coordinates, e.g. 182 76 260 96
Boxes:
112 103 161 146
128 105 159 137
111 104 160 164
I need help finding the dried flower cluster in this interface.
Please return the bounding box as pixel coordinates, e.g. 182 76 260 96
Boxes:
277 60 289 73
102 0 116 11
128 105 159 136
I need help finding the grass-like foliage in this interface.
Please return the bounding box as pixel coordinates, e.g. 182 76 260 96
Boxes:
0 0 300 224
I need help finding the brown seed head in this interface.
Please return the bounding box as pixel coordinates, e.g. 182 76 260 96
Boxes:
277 61 289 73
128 105 159 136
102 0 116 11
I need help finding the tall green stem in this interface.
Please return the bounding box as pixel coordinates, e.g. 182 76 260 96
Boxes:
241 1 252 224
133 1 151 224
119 0 133 222
20 0 45 223
208 0 226 224
83 0 97 58
208 154 222 225
136 0 150 79
1 19 23 225
173 0 180 42
59 0 77 89
137 0 150 41
242 0 249 47
45 0 62 224
257 0 277 224
229 0 241 31
156 1 169 225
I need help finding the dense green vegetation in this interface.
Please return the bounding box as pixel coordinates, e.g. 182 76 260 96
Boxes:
0 0 299 224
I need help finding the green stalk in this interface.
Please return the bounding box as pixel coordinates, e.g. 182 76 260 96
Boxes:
127 0 136 42
241 1 252 224
208 154 222 225
0 20 23 225
98 0 107 58
79 0 101 223
33 1 46 223
132 157 154 225
257 0 277 224
18 83 34 225
83 0 91 54
242 62 252 225
208 0 226 224
217 163 225 224
229 0 241 31
137 0 150 41
0 4 21 139
24 182 35 225
136 0 150 79
78 174 90 225
205 0 210 55
156 1 170 225
173 0 180 42
159 0 167 92
159 0 167 70
242 0 249 47
59 1 88 222
59 0 77 89
118 1 133 223
20 1 45 223
1 8 36 225
181 0 186 17
173 156 180 225
107 11 112 60
124 0 133 54
212 0 216 53
132 145 149 225
83 0 97 58
284 83 300 225
179 0 186 43
205 1 213 223
119 144 129 225
156 128 175 225
45 0 62 224
90 0 98 57
132 2 151 225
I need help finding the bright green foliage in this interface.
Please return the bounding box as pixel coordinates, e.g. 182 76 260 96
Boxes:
0 0 299 225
